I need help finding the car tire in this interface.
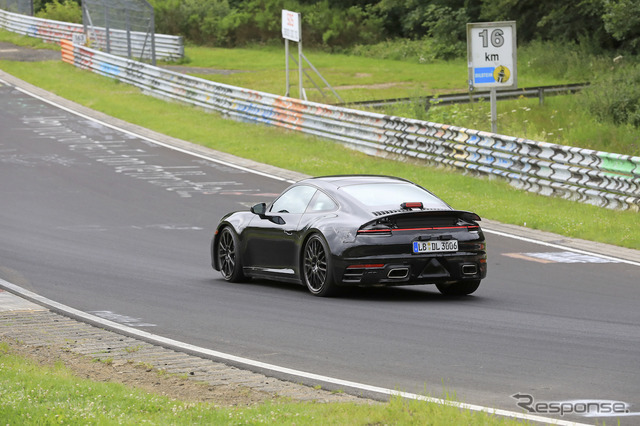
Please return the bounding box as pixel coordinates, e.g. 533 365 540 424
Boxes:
436 280 481 296
217 227 245 282
302 234 336 297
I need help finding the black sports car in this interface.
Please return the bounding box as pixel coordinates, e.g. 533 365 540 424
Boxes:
212 175 487 296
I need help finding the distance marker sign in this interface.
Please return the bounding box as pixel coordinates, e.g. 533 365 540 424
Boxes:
467 21 517 91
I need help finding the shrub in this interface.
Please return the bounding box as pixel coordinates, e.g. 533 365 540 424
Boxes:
151 0 233 46
35 0 82 24
582 63 640 128
518 40 614 81
302 1 383 49
349 38 437 63
420 5 467 60
150 0 384 49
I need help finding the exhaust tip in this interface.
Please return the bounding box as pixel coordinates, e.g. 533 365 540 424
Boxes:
462 264 478 275
387 268 409 279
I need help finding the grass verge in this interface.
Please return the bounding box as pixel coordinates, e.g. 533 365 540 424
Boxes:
0 343 525 425
0 29 59 50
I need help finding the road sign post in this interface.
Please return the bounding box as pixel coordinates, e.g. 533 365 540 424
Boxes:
467 21 517 133
281 9 342 102
282 9 302 98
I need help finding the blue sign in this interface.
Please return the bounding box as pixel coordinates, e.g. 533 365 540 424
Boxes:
474 67 495 84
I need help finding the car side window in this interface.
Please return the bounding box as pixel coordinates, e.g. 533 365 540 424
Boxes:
306 190 337 213
270 185 317 214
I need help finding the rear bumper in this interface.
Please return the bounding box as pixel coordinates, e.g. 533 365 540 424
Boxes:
333 252 487 287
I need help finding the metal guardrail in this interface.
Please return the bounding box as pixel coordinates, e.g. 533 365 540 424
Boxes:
58 40 640 211
347 84 588 109
0 8 183 61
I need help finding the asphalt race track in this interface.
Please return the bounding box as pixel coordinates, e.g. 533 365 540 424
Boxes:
1 77 639 424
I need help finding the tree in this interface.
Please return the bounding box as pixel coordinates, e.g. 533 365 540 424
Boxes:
603 0 640 53
480 0 610 48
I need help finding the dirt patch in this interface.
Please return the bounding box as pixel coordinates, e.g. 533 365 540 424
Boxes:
0 41 60 62
334 81 411 90
5 339 275 407
161 65 249 76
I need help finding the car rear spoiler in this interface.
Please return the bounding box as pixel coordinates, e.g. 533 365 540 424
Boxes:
373 209 482 223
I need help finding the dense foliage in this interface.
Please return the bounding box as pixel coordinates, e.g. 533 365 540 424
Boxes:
32 0 639 55
144 0 639 56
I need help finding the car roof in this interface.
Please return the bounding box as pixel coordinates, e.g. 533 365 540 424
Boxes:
293 175 452 214
301 175 412 189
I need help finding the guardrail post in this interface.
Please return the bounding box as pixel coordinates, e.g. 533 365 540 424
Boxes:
126 12 131 60
149 2 156 66
538 87 544 106
104 0 110 54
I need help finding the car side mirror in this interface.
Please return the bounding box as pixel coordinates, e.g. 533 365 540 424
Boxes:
251 203 267 217
250 202 285 225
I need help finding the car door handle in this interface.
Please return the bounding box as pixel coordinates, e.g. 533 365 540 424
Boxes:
284 230 294 236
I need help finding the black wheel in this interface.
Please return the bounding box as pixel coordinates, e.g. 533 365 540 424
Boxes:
302 234 336 297
217 227 245 282
436 280 481 296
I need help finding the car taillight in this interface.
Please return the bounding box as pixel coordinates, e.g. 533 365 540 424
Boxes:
357 222 392 235
458 242 486 252
347 264 385 269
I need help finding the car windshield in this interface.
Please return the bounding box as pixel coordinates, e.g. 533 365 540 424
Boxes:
340 182 449 209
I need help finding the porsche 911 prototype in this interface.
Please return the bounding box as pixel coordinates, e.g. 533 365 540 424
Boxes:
212 175 487 296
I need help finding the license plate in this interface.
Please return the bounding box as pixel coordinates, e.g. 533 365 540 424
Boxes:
413 240 458 253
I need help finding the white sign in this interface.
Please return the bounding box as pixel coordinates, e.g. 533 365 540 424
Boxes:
467 21 517 91
72 32 86 45
282 10 301 42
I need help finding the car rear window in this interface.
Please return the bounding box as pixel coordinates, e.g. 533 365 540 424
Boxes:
340 183 449 209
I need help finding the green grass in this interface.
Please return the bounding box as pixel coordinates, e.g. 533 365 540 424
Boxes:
0 28 59 50
0 32 638 249
0 343 525 425
178 44 469 102
175 43 569 103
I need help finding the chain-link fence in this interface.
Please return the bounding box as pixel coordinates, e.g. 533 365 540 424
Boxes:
0 0 33 15
82 0 156 64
